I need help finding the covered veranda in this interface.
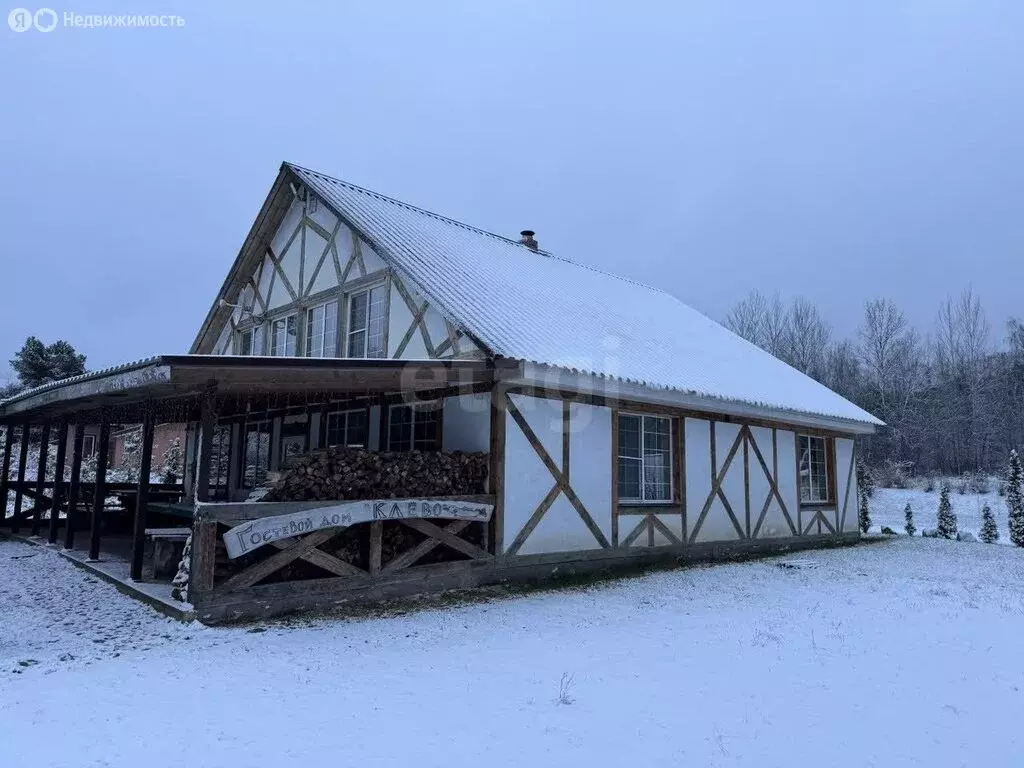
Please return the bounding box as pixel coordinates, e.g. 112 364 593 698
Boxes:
0 355 499 611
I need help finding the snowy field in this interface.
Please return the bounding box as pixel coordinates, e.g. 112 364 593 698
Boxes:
2 536 1023 768
872 486 1011 541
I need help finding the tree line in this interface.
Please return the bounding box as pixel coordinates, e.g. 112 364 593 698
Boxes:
725 288 1024 479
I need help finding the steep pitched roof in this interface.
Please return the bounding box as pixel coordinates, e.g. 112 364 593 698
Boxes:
289 164 880 427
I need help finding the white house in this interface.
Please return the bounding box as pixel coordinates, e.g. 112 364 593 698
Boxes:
1 162 881 621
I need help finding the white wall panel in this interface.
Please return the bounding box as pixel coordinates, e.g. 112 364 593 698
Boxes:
302 229 330 295
361 240 388 273
270 198 303 257
568 403 612 545
776 430 799 520
502 405 553 553
684 418 711 542
508 394 561 462
308 199 338 233
837 438 858 532
423 305 450 352
442 393 491 453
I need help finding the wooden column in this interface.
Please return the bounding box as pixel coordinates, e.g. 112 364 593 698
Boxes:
46 420 69 544
88 411 112 561
195 385 217 503
0 424 13 527
189 520 218 607
11 424 30 534
130 406 156 580
63 425 84 550
30 420 51 536
488 383 507 555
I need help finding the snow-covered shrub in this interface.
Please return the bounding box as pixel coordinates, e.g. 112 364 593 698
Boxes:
955 475 969 495
980 504 999 544
171 533 191 602
881 526 897 535
969 474 991 495
956 531 977 543
921 529 938 538
1008 449 1024 548
904 503 916 537
161 438 184 483
923 476 937 493
874 459 912 489
119 427 143 481
857 460 874 534
936 483 958 540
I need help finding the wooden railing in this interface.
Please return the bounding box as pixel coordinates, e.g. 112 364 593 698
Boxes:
188 495 495 615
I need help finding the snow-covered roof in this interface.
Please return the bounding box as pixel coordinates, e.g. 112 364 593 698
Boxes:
289 164 881 427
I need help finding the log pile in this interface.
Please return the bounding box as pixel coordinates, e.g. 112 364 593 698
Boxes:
262 447 488 502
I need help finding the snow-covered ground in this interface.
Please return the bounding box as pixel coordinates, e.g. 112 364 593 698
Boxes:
872 486 1010 541
2 536 1023 767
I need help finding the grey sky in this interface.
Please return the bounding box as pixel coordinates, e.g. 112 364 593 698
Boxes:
2 1 1022 378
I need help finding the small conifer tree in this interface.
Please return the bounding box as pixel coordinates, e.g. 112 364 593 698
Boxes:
1008 449 1024 548
980 503 999 544
856 460 874 534
936 483 958 540
904 503 915 537
161 438 184 484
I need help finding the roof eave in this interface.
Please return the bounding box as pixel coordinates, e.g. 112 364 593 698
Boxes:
512 362 881 435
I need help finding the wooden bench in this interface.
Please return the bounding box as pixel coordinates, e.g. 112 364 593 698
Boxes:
144 527 191 580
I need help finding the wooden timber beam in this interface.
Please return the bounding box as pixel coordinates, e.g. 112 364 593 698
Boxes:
30 420 51 536
130 404 156 581
46 419 69 544
0 425 13 527
63 425 84 550
88 411 112 561
10 424 29 534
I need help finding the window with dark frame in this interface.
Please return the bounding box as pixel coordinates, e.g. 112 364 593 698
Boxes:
81 433 96 458
346 285 386 358
269 314 297 357
798 434 832 504
325 409 368 448
242 420 272 487
238 325 264 356
387 403 440 452
617 413 672 503
207 426 231 494
305 300 339 357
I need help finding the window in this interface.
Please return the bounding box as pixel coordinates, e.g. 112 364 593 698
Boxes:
269 315 297 356
81 433 96 458
305 300 339 357
346 285 386 358
325 409 369 448
617 414 672 503
207 426 231 493
388 403 440 451
238 325 264 356
799 435 832 504
242 420 272 487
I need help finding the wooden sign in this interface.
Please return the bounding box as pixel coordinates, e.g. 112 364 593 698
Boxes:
223 498 493 559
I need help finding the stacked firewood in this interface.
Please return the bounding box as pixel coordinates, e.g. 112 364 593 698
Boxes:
262 448 489 502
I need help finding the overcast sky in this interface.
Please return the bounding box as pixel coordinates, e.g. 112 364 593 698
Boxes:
1 1 1022 379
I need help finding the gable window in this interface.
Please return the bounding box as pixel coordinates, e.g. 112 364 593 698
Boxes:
325 409 369 448
269 314 297 357
388 403 440 452
242 420 272 487
617 414 672 503
799 435 833 504
346 285 386 358
305 300 339 358
238 325 264 356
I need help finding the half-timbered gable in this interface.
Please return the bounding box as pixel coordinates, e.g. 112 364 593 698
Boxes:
194 166 484 363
